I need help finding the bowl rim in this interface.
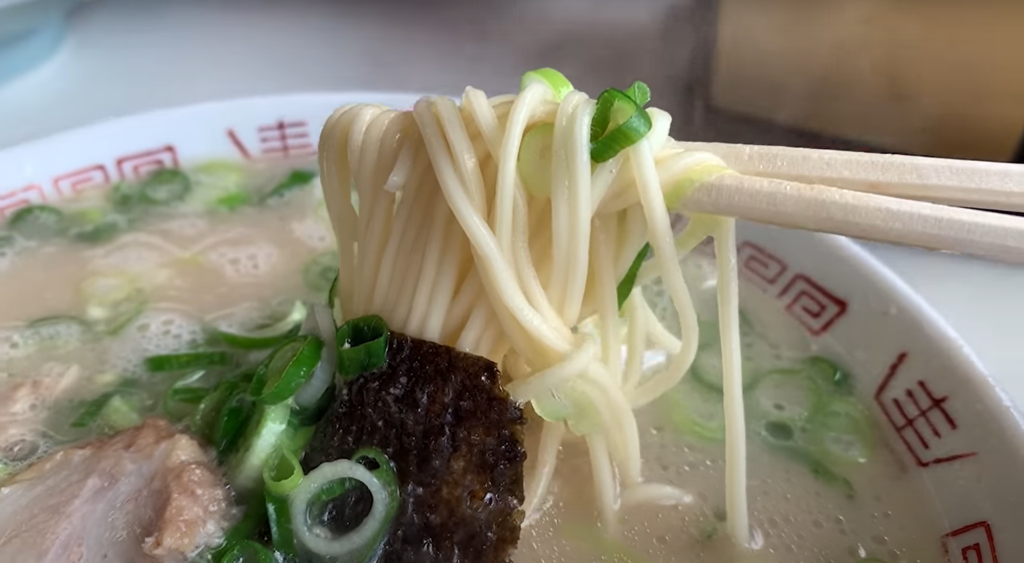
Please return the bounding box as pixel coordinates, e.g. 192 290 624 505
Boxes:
2 91 1022 559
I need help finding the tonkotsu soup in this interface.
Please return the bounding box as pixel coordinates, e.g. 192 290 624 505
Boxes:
0 71 948 563
0 160 942 562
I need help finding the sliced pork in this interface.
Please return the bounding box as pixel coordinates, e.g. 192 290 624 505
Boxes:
0 418 232 563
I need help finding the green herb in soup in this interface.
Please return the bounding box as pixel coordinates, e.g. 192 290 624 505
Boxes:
0 67 945 563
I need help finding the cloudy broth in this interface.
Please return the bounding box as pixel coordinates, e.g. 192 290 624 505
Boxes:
0 161 945 563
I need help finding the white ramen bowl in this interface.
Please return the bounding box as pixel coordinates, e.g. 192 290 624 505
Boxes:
0 93 1021 561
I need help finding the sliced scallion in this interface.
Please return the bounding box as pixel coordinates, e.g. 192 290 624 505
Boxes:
624 80 651 107
213 388 255 460
808 397 874 465
228 401 292 493
81 273 147 335
765 439 855 500
210 503 268 562
659 373 726 442
145 350 233 373
520 68 574 100
189 160 250 211
70 390 119 429
7 205 67 241
191 380 239 441
517 123 555 198
748 368 823 425
110 181 140 210
590 87 653 163
802 356 852 394
168 385 208 405
67 207 128 243
248 335 323 405
218 540 276 563
289 451 400 561
262 170 317 203
210 301 308 350
140 169 191 205
616 243 650 309
266 492 298 557
336 315 389 381
293 304 338 411
98 394 144 431
264 448 304 497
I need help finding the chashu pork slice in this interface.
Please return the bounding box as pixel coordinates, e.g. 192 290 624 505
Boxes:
0 418 232 563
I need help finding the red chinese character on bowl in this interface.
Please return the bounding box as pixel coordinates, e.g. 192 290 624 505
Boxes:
875 352 977 468
228 119 316 160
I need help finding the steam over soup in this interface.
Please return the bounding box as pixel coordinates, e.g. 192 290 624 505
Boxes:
0 70 947 563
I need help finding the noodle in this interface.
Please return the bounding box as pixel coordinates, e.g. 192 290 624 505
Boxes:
319 77 752 546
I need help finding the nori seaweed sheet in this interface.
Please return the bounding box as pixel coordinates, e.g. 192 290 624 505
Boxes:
303 332 527 563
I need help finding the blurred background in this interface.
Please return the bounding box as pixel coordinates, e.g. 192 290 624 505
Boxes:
1 0 1022 162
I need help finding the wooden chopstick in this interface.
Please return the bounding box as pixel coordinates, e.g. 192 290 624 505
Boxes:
681 172 1024 264
680 142 1024 214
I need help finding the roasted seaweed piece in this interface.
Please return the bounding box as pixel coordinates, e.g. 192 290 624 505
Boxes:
303 331 527 563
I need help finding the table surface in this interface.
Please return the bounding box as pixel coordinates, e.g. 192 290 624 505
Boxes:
2 0 1022 409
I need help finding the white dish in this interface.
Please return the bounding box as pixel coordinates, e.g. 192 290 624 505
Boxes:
0 93 1021 561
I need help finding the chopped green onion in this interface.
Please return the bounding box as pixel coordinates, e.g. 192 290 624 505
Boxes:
327 274 338 309
689 320 763 393
304 251 340 295
189 160 251 211
264 448 304 497
808 397 874 465
169 385 208 405
288 450 400 561
70 390 119 429
145 351 233 373
7 205 67 240
336 315 389 381
218 540 276 563
215 191 251 210
517 123 555 198
140 169 191 205
616 243 650 309
210 301 308 350
659 373 726 442
262 170 317 203
98 394 144 431
67 208 128 243
249 335 324 404
766 440 855 500
81 273 148 335
520 68 574 100
748 368 824 425
71 385 145 431
293 303 338 412
284 424 316 453
228 402 292 493
191 380 239 441
266 492 298 557
802 356 852 394
210 503 268 562
624 81 651 107
110 181 141 210
213 388 255 460
590 88 653 163
163 370 217 421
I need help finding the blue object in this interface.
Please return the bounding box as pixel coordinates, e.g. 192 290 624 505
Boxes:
0 0 80 86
